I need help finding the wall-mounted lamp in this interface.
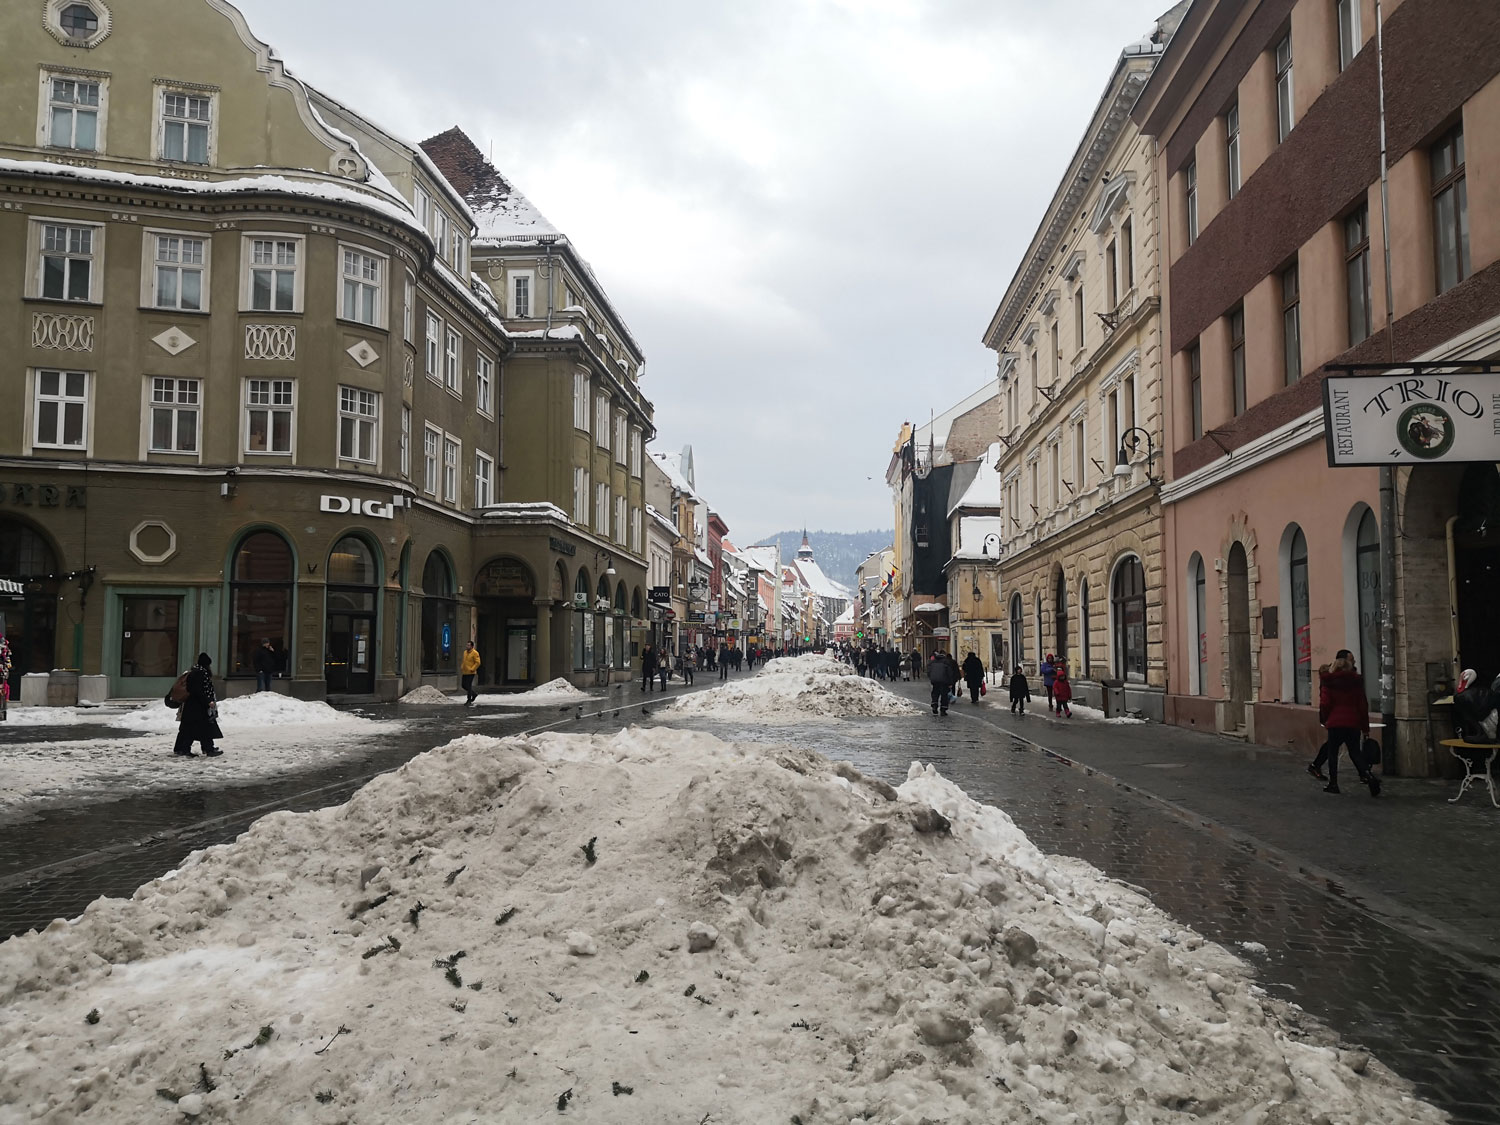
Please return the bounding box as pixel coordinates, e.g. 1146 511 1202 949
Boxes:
220 468 238 499
1115 426 1162 486
594 550 617 577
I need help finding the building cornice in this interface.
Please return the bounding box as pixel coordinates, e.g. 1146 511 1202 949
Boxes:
982 53 1159 353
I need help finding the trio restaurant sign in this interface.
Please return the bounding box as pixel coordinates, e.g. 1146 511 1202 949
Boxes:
1322 371 1500 466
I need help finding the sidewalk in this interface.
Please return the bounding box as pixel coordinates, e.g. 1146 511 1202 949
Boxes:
887 678 1500 969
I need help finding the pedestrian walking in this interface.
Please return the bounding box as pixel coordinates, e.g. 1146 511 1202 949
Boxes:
1041 654 1057 712
658 649 670 690
0 632 12 721
677 649 694 685
718 643 730 680
1307 654 1349 781
961 651 985 704
459 641 481 704
1008 665 1031 714
1318 652 1379 796
928 650 958 715
171 652 223 758
641 644 658 692
1053 660 1073 717
907 650 920 682
252 638 278 692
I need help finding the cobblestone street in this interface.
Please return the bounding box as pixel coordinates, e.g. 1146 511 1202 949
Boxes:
3 676 1498 1123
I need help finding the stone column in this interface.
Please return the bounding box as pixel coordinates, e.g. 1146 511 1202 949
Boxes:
533 598 552 686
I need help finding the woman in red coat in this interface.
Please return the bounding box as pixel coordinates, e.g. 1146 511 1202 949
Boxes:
1318 654 1379 796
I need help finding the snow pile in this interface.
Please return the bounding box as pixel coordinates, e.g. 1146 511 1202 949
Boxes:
112 694 368 733
1065 702 1149 725
0 728 1437 1123
668 655 917 721
398 685 461 705
0 704 137 727
491 677 594 706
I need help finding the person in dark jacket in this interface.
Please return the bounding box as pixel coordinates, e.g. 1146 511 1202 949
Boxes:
641 645 658 692
1318 654 1379 795
718 643 731 680
927 650 958 715
1008 665 1031 714
173 652 223 757
961 651 985 704
1041 654 1057 712
252 639 278 692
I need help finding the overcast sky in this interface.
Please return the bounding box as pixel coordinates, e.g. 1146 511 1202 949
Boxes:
241 0 1172 543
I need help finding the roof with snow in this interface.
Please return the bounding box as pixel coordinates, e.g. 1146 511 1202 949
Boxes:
949 443 1006 515
791 557 851 602
952 516 1007 560
650 451 700 501
418 127 558 243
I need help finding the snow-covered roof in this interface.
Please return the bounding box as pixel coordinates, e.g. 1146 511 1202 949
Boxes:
650 451 699 501
792 558 851 602
478 502 569 523
694 547 713 569
949 443 1006 515
834 606 855 626
645 505 680 539
953 516 1007 560
738 545 780 575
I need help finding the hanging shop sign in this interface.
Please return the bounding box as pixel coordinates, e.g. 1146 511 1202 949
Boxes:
320 494 396 520
1322 370 1500 466
648 586 672 605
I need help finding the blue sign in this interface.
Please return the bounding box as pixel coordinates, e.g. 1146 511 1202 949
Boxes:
441 622 452 655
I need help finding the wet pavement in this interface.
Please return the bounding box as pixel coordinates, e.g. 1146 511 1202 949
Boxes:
3 672 1498 1123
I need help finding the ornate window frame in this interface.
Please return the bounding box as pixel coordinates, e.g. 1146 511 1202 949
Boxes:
43 0 113 49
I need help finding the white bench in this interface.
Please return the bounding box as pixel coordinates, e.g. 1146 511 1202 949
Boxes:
1440 739 1500 808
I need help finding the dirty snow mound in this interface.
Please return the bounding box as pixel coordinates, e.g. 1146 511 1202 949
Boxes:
112 693 371 732
494 677 594 706
761 652 853 677
667 661 917 721
0 729 1439 1123
398 685 460 705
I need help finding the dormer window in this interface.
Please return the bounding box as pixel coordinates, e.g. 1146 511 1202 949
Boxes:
60 3 98 38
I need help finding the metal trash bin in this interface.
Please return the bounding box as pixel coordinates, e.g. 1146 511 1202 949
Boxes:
1102 679 1126 719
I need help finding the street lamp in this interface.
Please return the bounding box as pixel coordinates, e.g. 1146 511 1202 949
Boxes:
594 550 616 577
1115 426 1162 486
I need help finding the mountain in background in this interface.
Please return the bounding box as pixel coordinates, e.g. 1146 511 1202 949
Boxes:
750 529 894 592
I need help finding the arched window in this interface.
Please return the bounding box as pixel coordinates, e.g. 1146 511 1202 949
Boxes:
615 582 629 669
230 531 293 677
631 587 643 620
1111 555 1147 682
573 568 594 670
1343 505 1381 706
1280 525 1311 704
328 536 377 602
1187 553 1207 695
1034 593 1043 669
1054 569 1069 664
1009 593 1024 675
1079 578 1091 679
421 551 457 673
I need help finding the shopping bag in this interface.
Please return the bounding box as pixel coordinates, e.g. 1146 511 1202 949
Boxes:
1362 737 1381 771
980 682 987 696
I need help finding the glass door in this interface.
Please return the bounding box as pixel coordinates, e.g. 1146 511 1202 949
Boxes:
505 623 535 684
325 612 376 694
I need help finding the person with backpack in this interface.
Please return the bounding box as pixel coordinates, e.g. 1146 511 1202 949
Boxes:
1041 654 1057 712
1008 665 1031 714
1052 660 1074 718
170 652 223 758
928 650 957 715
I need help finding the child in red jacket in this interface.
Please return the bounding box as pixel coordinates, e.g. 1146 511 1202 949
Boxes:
1053 662 1073 718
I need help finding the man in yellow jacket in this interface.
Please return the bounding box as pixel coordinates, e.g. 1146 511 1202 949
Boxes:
460 641 481 705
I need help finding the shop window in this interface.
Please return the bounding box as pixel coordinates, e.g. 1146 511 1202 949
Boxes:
614 583 628 669
573 568 594 670
1111 555 1147 682
230 531 293 677
421 551 457 673
597 576 613 670
120 596 180 678
0 518 59 691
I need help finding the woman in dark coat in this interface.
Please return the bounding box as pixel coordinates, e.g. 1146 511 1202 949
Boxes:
1318 654 1378 795
173 652 223 757
961 651 985 703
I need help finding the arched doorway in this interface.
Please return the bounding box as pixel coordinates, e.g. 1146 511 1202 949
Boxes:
573 568 594 671
474 557 537 685
1454 463 1500 685
1111 555 1147 683
596 576 613 674
0 518 59 694
421 552 458 675
614 582 629 669
1009 593 1023 676
1226 543 1252 727
326 536 379 694
1054 568 1069 666
229 530 293 681
1187 553 1207 695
